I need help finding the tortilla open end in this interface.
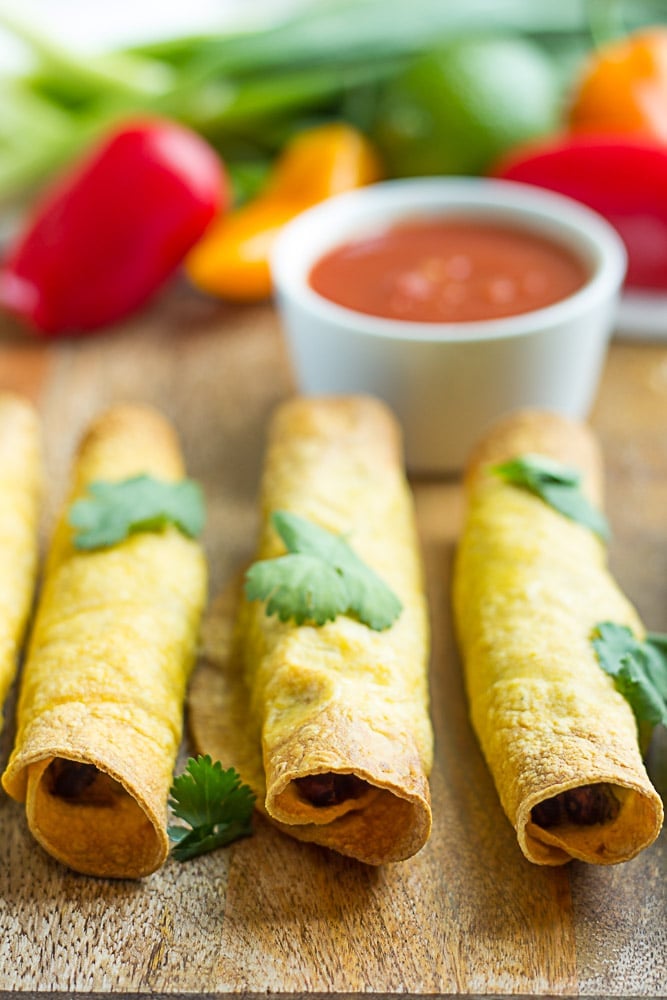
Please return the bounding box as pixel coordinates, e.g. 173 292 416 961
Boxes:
453 410 663 865
2 404 207 878
189 395 433 864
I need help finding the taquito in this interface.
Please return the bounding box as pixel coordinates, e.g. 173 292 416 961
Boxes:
2 404 207 878
453 409 663 865
0 393 41 726
190 396 433 863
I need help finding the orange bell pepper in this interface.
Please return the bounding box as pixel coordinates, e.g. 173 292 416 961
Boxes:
569 27 667 142
185 122 383 302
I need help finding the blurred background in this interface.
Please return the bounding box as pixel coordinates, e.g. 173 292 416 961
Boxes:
0 0 291 67
1 0 666 332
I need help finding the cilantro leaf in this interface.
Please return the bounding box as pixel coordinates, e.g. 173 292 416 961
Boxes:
69 474 205 550
647 632 667 655
168 755 255 862
332 550 403 632
592 622 667 728
493 453 609 539
245 553 349 625
273 510 347 563
244 510 402 631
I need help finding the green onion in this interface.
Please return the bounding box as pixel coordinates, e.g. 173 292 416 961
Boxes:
0 0 607 207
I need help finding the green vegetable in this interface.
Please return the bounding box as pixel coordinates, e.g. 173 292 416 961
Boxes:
168 755 255 861
372 35 559 177
592 622 667 729
493 453 609 539
68 473 205 550
0 1 605 207
245 510 402 630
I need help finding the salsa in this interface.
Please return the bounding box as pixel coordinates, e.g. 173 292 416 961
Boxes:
308 217 589 323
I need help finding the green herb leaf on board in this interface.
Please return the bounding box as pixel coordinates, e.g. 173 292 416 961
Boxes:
168 755 255 861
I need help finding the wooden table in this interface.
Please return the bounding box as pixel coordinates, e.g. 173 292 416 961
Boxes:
0 288 665 997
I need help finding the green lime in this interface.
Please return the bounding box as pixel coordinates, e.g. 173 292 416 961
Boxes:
373 35 560 177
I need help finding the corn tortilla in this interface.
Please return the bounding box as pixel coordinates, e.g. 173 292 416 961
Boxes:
2 404 207 878
453 409 663 865
189 396 433 863
0 393 41 728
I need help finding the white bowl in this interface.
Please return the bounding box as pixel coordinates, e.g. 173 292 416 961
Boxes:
271 177 627 474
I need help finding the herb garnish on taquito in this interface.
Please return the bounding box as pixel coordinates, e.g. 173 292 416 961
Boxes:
2 404 207 879
0 393 41 728
453 410 663 866
189 395 433 864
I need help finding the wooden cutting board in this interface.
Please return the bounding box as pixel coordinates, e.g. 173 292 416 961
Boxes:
0 289 665 997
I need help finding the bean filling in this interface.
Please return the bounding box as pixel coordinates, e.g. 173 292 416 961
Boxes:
531 784 621 828
46 759 119 806
295 772 367 807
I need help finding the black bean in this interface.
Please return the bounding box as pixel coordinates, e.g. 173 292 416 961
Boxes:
531 784 620 828
564 784 620 825
295 772 366 807
531 795 565 828
47 759 98 800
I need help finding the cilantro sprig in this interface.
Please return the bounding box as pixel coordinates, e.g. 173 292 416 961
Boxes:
493 453 609 539
69 474 205 550
592 622 667 729
244 510 402 631
168 755 255 862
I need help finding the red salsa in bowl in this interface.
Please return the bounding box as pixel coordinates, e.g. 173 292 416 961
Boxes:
308 217 589 323
271 178 627 472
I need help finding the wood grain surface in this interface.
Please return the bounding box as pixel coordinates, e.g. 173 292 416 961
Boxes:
0 287 665 998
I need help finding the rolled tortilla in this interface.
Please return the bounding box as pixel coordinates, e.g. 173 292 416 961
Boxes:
453 409 663 865
2 404 207 878
190 395 433 863
0 393 41 726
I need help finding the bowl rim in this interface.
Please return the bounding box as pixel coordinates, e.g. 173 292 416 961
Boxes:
270 176 628 344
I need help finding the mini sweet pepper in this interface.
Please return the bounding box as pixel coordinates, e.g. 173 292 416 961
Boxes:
0 119 227 336
569 27 667 142
185 122 383 303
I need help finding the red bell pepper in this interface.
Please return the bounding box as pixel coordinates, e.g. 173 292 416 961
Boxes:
0 119 227 336
493 133 667 291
